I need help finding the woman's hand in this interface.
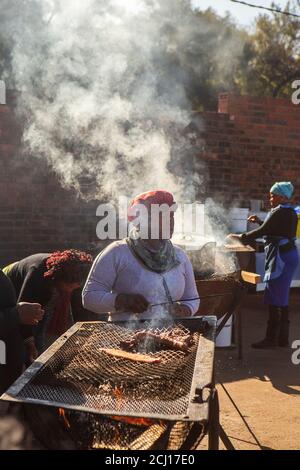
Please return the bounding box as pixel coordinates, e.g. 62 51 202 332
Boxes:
17 302 44 325
247 214 262 225
172 303 191 317
115 294 149 313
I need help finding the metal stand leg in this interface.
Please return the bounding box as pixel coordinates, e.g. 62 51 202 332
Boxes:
208 388 236 450
208 388 219 450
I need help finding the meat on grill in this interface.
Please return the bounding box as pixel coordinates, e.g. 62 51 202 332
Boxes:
99 348 161 363
120 330 194 353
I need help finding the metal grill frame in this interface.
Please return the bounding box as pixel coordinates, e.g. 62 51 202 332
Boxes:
1 316 217 422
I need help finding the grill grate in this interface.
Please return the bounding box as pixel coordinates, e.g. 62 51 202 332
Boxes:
3 317 216 422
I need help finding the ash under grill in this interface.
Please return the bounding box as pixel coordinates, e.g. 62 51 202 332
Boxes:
3 318 216 422
25 404 206 450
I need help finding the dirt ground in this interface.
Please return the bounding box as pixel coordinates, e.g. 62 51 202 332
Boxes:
0 291 299 450
200 290 300 450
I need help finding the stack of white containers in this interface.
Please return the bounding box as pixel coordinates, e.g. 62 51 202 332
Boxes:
216 207 249 348
229 208 249 233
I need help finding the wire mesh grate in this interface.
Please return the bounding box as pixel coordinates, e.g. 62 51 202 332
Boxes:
16 319 212 419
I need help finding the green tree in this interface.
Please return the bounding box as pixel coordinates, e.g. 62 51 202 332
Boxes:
186 8 249 110
236 1 300 98
0 0 248 110
150 3 248 110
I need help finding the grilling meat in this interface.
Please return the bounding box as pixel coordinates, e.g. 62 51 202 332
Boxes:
99 348 161 363
120 330 194 353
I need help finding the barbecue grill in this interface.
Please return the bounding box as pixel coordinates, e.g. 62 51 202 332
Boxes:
191 239 258 359
1 316 221 450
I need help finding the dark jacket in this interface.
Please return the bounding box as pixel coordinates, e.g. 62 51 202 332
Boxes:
241 206 298 244
5 253 94 330
7 253 52 304
5 254 52 340
0 270 23 394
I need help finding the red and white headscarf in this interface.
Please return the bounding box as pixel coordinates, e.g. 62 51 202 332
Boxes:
126 190 180 272
127 190 177 222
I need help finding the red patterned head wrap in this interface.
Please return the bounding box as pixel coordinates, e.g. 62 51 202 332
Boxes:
128 190 176 222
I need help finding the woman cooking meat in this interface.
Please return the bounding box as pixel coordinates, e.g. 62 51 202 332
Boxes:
82 190 200 320
228 182 299 349
3 250 93 359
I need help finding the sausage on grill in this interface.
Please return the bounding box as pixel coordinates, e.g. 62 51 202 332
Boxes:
120 330 194 352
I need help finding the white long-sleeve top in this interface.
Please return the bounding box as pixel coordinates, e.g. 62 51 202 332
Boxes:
82 240 200 321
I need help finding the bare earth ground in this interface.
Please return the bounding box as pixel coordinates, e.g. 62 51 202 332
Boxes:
0 291 299 450
199 290 300 450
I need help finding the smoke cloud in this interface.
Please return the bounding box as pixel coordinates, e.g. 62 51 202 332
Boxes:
1 0 244 204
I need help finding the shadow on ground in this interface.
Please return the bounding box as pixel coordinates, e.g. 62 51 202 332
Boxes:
216 291 300 396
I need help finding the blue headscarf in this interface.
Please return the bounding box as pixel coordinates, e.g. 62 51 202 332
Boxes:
270 182 294 200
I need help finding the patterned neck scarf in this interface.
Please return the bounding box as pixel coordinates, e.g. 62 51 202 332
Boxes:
126 228 180 274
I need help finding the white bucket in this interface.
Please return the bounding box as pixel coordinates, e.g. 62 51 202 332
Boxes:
230 219 248 233
229 208 249 219
250 199 262 212
229 208 249 233
216 315 233 347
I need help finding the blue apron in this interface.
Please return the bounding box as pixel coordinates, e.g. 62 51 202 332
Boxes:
264 236 293 282
263 204 299 306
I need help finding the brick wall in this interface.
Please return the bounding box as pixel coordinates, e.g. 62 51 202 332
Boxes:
196 93 300 206
0 102 100 266
0 92 300 264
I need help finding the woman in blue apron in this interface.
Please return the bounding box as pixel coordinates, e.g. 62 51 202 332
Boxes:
229 182 299 349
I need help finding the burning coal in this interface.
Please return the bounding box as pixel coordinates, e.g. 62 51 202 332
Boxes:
58 408 71 429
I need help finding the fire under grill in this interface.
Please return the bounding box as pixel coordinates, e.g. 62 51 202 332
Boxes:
2 317 217 450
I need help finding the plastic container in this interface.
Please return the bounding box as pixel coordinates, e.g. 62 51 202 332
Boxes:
229 208 249 219
229 208 249 233
250 199 262 212
216 315 233 347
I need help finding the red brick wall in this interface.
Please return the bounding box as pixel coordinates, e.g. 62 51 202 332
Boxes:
0 103 100 266
0 93 300 265
198 93 300 206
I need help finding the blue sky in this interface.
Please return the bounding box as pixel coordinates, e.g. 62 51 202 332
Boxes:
192 0 293 27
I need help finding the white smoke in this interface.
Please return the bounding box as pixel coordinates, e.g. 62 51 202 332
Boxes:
1 0 248 270
0 0 246 205
2 0 210 201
